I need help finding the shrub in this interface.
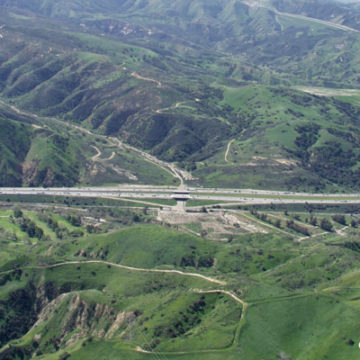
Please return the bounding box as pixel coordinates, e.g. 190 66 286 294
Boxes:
320 218 333 232
332 214 346 226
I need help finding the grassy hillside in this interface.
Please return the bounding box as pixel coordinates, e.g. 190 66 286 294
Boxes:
0 104 175 187
1 0 360 189
1 203 360 359
194 84 360 191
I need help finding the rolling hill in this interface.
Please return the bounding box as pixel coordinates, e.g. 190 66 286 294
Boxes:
1 0 360 189
1 204 360 359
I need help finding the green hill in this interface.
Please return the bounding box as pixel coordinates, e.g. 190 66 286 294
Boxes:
1 205 360 359
0 105 174 187
194 85 360 191
1 0 360 189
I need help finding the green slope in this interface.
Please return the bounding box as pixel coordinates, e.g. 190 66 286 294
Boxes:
0 104 175 187
1 0 360 189
1 206 360 359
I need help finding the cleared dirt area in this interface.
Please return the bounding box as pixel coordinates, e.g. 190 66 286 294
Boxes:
157 208 268 240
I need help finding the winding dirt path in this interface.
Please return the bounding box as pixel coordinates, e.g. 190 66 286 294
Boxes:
225 139 235 163
336 225 348 236
131 72 162 88
106 152 116 161
91 145 115 162
241 213 296 238
135 289 247 356
90 145 101 161
40 260 227 285
156 101 191 114
0 99 190 186
297 231 328 243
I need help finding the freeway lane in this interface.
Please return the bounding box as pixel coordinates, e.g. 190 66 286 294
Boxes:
0 186 360 197
0 187 360 205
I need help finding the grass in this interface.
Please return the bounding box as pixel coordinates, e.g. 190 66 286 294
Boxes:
186 200 227 207
3 3 360 191
1 204 360 359
237 295 360 360
3 0 360 356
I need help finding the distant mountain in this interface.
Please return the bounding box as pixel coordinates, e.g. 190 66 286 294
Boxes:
1 0 360 189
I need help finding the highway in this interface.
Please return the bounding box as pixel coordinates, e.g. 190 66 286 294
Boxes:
0 186 360 205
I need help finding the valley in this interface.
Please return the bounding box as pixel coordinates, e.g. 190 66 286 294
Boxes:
2 0 360 190
1 0 360 359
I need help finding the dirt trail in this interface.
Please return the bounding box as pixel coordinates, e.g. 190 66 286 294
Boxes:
336 226 348 236
91 145 115 162
193 289 246 307
131 72 162 87
241 213 296 238
106 152 116 161
225 139 235 163
0 99 192 186
42 260 227 285
156 101 191 114
90 145 101 161
135 289 247 355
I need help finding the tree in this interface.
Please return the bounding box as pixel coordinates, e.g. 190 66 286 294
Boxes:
34 227 44 240
26 221 36 237
332 214 346 226
305 202 313 214
13 208 23 218
320 218 333 232
310 216 318 226
67 215 81 227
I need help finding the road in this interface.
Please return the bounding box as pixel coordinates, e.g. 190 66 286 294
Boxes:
243 0 360 33
0 185 360 206
0 98 194 186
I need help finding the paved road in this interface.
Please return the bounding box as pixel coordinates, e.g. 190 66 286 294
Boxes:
1 186 360 205
243 0 360 33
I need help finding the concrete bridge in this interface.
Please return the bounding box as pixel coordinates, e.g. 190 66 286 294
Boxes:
171 190 191 212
